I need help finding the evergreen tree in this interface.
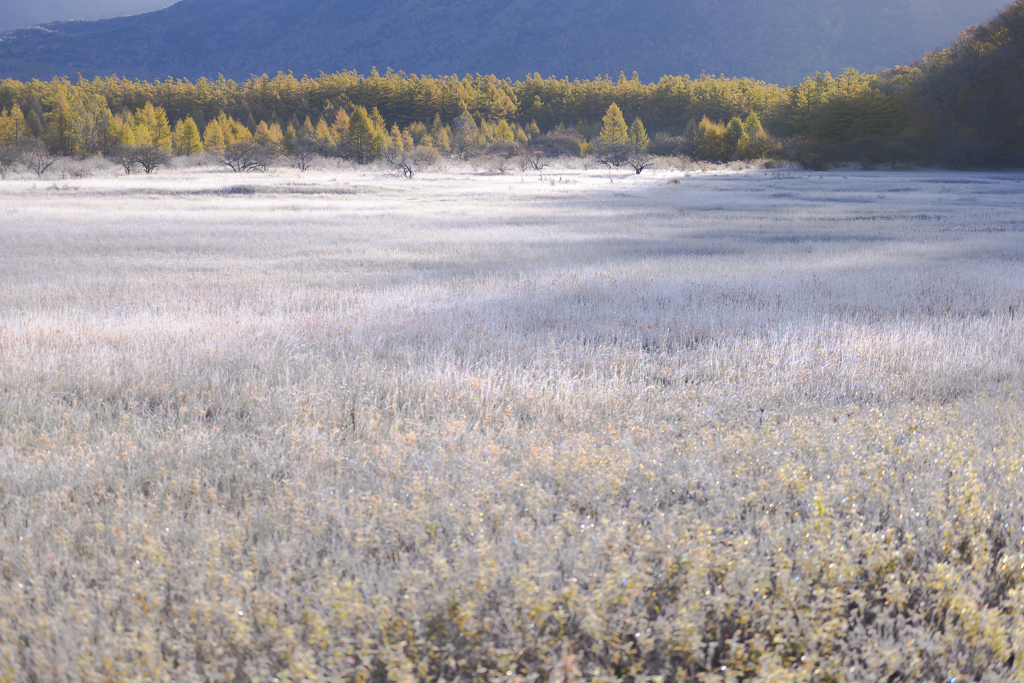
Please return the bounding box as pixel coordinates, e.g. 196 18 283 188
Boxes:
724 117 745 157
330 109 350 148
696 116 726 161
369 108 387 136
452 112 479 155
388 122 405 152
109 112 137 147
203 117 227 152
347 106 379 164
283 124 297 153
599 103 628 143
44 88 76 155
224 114 251 143
628 117 649 149
495 120 515 142
433 126 452 154
429 113 445 139
173 117 203 155
299 117 316 144
268 122 284 145
254 120 281 146
0 104 29 145
68 92 111 156
744 112 764 138
136 102 173 150
314 118 334 154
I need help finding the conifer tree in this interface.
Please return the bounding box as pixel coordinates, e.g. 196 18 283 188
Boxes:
388 123 405 152
330 109 350 148
109 112 137 147
696 116 726 161
313 118 333 154
133 122 153 147
628 117 649 149
299 117 316 145
254 120 283 147
347 106 379 164
0 104 29 145
599 103 628 143
724 117 745 157
136 102 173 150
173 117 203 155
268 122 284 145
44 89 76 155
429 113 445 139
223 114 249 144
433 126 452 154
744 112 764 138
495 120 515 142
65 92 111 156
203 118 227 152
369 108 387 137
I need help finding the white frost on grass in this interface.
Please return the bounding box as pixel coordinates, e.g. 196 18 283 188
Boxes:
1 164 1023 680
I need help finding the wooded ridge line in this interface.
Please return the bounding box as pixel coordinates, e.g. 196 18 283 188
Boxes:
1 1 1021 168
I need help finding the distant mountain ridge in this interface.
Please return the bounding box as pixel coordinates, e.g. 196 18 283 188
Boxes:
0 0 173 34
0 0 1008 85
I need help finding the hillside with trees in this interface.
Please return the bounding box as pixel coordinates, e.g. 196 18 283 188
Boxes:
0 0 1006 86
1 0 1022 174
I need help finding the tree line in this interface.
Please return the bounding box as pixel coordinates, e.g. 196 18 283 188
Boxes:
1 0 1021 173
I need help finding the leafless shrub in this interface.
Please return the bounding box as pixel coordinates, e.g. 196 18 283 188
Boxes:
109 145 140 175
0 144 18 179
57 159 93 179
134 145 171 174
285 137 319 172
593 140 633 169
628 145 654 174
532 129 588 158
648 131 690 157
222 140 278 172
20 139 58 178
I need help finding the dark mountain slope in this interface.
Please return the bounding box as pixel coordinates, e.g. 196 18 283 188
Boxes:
0 0 1008 85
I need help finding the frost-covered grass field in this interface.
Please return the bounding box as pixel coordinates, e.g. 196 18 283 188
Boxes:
2 163 1024 682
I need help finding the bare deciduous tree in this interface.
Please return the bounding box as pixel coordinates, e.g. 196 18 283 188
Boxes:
0 145 18 179
525 150 549 172
628 145 654 174
222 141 277 172
383 145 439 179
593 140 632 169
21 140 58 178
383 145 415 178
487 140 521 174
109 145 138 175
285 137 318 172
135 145 171 174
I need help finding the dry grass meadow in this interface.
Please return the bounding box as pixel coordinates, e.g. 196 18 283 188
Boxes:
2 161 1024 682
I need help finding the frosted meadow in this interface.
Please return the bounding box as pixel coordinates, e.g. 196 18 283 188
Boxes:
1 162 1024 682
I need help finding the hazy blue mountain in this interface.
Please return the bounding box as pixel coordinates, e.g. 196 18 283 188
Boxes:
0 0 1008 85
0 0 173 33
